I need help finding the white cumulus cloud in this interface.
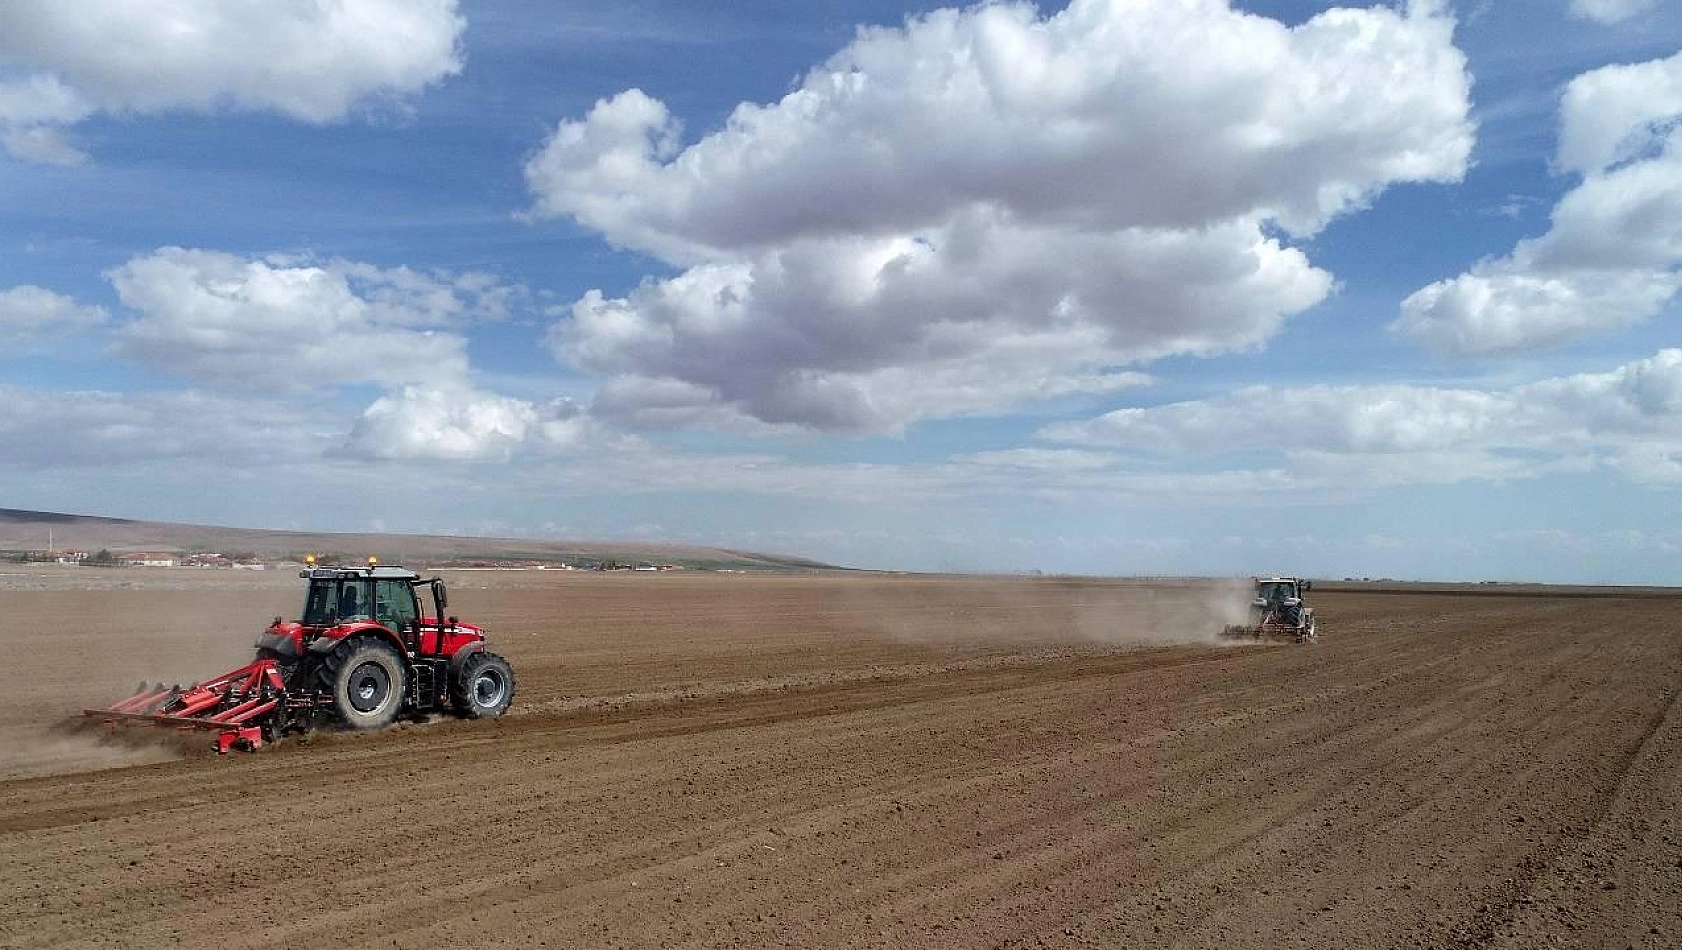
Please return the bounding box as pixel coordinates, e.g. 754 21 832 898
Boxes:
346 384 591 462
107 247 517 393
529 0 1473 435
0 284 107 347
0 74 93 164
558 216 1274 433
0 0 463 163
95 246 592 469
1396 50 1682 356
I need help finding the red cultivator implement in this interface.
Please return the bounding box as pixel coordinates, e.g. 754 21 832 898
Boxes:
85 560 516 754
88 660 298 754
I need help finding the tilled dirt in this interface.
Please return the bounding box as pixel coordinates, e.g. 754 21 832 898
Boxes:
0 570 1678 949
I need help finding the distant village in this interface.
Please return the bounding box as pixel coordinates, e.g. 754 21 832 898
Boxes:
9 548 684 572
13 549 269 569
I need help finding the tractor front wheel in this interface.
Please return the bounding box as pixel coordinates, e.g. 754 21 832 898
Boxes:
451 652 515 719
326 639 408 729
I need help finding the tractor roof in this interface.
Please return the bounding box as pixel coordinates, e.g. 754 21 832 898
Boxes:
300 566 423 581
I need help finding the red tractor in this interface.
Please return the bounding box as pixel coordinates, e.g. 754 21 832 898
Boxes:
87 561 515 752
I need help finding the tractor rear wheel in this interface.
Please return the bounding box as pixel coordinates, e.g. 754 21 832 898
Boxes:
451 652 515 719
325 639 408 729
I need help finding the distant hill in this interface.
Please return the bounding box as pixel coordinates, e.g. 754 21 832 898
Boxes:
0 508 838 572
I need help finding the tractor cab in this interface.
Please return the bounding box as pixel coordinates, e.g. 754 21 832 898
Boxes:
299 565 448 641
289 564 480 662
1254 577 1307 607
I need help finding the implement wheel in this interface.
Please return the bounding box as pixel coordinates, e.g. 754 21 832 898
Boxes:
451 652 515 719
326 639 408 729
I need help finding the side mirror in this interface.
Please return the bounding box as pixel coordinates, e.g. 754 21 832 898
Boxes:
435 580 448 609
1302 580 1313 591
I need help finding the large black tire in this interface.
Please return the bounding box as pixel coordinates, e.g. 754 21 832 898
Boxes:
450 651 515 719
324 638 408 729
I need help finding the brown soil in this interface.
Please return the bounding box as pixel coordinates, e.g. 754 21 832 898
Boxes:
1 569 1678 949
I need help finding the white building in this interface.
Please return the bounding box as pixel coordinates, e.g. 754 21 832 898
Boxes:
123 553 180 567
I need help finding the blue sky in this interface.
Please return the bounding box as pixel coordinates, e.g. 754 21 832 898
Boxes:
2 0 1681 582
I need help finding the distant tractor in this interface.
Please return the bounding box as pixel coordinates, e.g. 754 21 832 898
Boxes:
1222 576 1318 643
87 559 515 752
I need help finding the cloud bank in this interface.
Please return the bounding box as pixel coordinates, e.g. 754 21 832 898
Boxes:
1043 348 1682 486
0 0 464 164
89 246 594 463
105 248 521 393
530 0 1474 435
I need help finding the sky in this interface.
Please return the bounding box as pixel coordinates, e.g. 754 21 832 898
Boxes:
2 0 1681 582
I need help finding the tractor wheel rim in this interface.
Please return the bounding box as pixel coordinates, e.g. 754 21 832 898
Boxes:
349 662 389 712
474 669 505 708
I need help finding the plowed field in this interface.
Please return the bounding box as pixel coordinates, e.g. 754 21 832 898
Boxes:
1 569 1678 949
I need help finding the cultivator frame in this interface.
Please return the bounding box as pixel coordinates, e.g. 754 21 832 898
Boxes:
85 659 314 754
1221 609 1317 644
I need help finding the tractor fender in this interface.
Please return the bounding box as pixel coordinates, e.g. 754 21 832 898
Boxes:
448 642 486 679
307 622 406 657
254 631 300 659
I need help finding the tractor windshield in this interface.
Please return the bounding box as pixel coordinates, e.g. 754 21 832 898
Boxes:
1256 581 1297 602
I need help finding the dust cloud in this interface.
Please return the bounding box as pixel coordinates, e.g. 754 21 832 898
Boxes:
838 576 1256 650
0 566 293 780
0 725 184 781
1068 577 1255 646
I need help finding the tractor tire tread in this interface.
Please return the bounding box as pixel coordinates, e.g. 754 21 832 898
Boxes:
451 651 516 719
324 637 408 730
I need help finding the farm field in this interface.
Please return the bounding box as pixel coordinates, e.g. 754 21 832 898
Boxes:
1 568 1678 949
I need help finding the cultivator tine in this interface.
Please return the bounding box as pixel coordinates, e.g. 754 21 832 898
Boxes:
102 683 176 715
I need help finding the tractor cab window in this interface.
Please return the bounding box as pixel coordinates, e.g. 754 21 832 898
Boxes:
302 579 375 624
1257 582 1296 602
303 581 339 624
373 579 418 631
337 582 372 620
